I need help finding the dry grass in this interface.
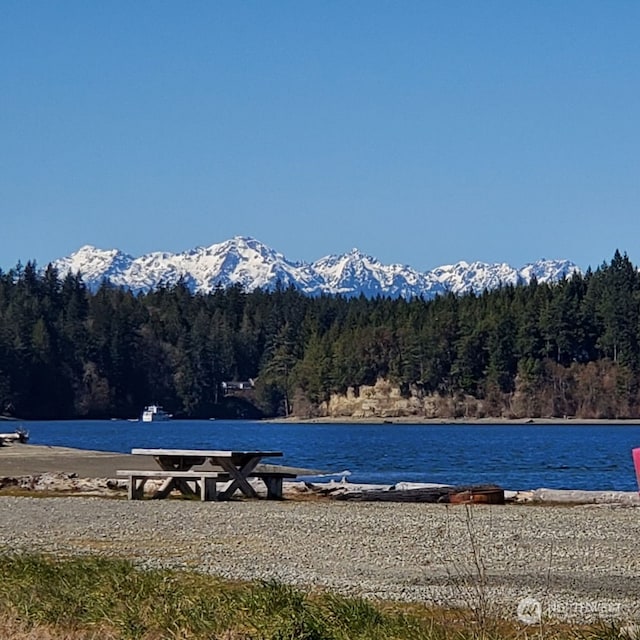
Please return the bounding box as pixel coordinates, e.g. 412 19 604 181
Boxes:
0 614 119 640
0 553 624 640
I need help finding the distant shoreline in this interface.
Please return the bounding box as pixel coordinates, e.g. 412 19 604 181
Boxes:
6 414 640 425
266 416 640 425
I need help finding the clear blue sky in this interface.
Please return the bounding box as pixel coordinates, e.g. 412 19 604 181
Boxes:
1 2 639 272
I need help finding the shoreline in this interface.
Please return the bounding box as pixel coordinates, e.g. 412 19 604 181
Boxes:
5 414 640 425
0 443 323 480
265 415 640 425
1 444 639 503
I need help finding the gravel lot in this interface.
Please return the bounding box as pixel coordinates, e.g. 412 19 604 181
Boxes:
0 496 638 624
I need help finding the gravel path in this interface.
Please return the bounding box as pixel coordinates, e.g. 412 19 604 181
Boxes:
0 496 638 624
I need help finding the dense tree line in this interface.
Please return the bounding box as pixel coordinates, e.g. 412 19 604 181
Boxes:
1 251 640 420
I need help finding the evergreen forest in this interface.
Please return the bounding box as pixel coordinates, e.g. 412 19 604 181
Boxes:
1 251 640 420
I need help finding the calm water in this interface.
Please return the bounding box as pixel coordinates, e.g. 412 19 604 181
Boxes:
16 420 640 491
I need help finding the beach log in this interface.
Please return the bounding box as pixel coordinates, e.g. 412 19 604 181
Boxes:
334 487 451 503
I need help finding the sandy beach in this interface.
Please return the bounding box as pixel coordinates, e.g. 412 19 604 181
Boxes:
0 443 319 479
0 443 160 478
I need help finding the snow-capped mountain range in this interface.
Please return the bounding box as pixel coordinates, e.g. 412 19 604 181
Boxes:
52 236 579 299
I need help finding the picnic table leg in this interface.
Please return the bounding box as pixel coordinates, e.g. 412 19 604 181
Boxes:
216 456 261 500
150 477 200 500
263 476 284 499
129 476 147 500
152 478 177 499
202 476 217 501
153 456 201 499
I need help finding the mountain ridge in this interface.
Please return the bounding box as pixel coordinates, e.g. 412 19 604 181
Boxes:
52 236 580 299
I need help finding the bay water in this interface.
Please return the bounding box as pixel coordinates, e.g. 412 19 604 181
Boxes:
16 420 640 491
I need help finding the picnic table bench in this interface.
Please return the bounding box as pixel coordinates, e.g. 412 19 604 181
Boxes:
116 470 230 501
119 448 294 501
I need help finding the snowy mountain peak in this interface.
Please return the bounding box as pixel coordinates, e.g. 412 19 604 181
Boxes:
54 245 134 285
52 237 580 300
213 235 272 254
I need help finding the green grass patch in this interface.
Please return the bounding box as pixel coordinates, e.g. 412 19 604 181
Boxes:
0 554 624 640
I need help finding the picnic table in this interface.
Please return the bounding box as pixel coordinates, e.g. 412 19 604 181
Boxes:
118 448 292 501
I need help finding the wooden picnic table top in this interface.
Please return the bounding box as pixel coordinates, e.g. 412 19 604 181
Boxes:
131 448 283 459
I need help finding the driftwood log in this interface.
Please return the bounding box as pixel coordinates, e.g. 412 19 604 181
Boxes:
332 484 505 504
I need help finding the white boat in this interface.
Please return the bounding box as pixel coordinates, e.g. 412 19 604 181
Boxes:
141 405 172 422
0 427 29 445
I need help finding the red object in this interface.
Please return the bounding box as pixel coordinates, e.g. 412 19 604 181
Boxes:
633 448 640 494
